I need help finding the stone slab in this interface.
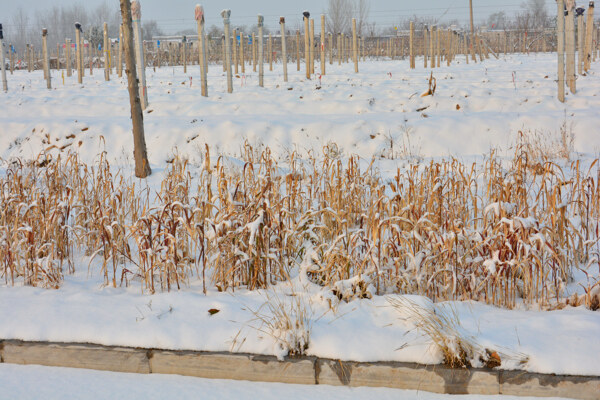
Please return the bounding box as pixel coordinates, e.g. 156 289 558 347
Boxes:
500 370 600 400
2 340 150 374
316 359 500 395
150 351 316 385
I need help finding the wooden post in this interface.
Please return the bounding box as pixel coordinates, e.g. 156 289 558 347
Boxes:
132 1 148 109
9 42 14 75
409 22 415 69
240 31 245 74
117 24 123 78
338 34 343 65
258 15 264 87
566 2 576 93
469 0 476 61
310 18 315 75
577 9 585 75
328 32 333 65
296 30 301 71
430 26 435 68
0 24 7 92
182 36 187 74
557 0 566 102
42 29 51 89
268 33 273 71
75 25 82 83
321 14 326 76
424 27 428 68
436 27 441 67
233 28 238 75
584 1 595 72
280 17 288 82
66 39 72 77
251 33 256 72
119 0 151 178
104 22 110 81
195 5 207 96
222 9 233 93
352 18 358 73
303 12 310 78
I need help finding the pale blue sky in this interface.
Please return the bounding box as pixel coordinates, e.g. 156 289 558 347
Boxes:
3 0 555 33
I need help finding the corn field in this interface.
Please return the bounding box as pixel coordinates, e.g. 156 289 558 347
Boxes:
1 144 598 309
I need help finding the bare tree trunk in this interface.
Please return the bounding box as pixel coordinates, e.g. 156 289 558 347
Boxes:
120 0 151 178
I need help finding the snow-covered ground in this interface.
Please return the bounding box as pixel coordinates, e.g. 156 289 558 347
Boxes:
0 363 571 400
1 53 599 168
1 54 599 380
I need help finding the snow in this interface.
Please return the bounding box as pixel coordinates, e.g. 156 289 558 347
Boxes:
2 54 599 170
1 54 599 379
0 364 572 400
1 269 599 376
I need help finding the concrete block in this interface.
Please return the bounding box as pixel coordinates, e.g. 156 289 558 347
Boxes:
150 351 316 384
316 359 500 395
500 370 600 400
2 341 150 374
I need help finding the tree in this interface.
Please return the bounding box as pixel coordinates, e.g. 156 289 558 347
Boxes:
523 0 549 29
142 20 164 40
326 0 353 34
119 0 151 178
487 11 508 30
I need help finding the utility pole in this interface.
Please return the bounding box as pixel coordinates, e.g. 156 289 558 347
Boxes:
119 0 151 178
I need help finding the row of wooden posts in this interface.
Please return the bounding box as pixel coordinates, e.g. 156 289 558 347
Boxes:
2 6 599 101
556 0 596 102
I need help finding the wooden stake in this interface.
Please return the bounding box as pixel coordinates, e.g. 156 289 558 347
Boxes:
424 27 428 68
240 31 245 74
296 30 301 71
339 34 343 65
303 12 310 79
352 18 358 73
233 28 238 75
268 33 273 71
222 9 233 93
258 15 264 87
42 29 51 89
75 26 83 83
321 14 326 76
0 24 7 92
182 36 187 74
557 0 566 102
66 39 72 77
195 4 208 97
584 1 595 72
280 17 288 82
252 32 256 72
132 1 148 108
409 22 415 69
119 0 151 178
566 2 576 93
310 18 315 75
104 22 110 81
469 0 476 61
577 10 585 75
328 32 333 65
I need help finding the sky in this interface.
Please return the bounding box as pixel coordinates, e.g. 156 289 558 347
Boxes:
2 0 554 34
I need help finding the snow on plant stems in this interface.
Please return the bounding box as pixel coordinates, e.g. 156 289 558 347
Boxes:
0 142 598 309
